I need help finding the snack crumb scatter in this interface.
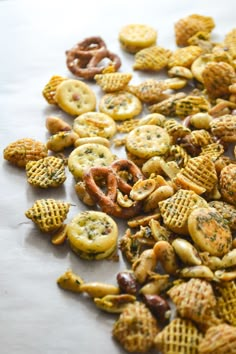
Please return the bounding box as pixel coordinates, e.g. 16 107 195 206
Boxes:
4 11 236 354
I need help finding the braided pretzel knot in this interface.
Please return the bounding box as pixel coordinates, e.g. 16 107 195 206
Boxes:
66 36 121 80
83 160 144 218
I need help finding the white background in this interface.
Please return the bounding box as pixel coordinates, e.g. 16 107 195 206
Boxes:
1 1 235 353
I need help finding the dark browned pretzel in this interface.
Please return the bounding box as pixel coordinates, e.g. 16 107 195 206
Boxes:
66 36 121 80
83 165 142 219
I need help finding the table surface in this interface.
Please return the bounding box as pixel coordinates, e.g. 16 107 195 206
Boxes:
1 1 235 353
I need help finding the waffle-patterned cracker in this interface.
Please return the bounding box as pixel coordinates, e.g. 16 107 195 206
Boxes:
174 14 215 47
168 278 221 330
3 138 48 168
127 79 168 104
200 142 224 161
198 323 236 354
25 198 70 233
216 281 236 326
94 72 132 92
158 189 208 234
42 75 66 104
133 46 171 71
168 46 203 68
175 95 210 119
220 164 236 206
174 155 218 194
26 156 66 188
202 61 235 98
224 28 236 59
112 301 159 353
210 114 236 143
155 318 203 354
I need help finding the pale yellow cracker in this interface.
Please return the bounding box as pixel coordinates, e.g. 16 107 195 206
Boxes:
175 95 210 119
224 28 236 59
42 75 66 104
155 318 203 354
94 72 132 92
25 198 70 233
158 189 208 235
26 156 66 188
68 143 114 179
188 207 232 257
168 45 203 68
3 138 48 168
125 125 170 159
127 79 168 104
72 112 117 139
174 155 218 194
55 79 96 116
99 91 142 120
67 211 118 260
133 46 171 71
118 24 157 53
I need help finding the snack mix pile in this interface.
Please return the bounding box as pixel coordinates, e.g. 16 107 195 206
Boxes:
3 14 236 354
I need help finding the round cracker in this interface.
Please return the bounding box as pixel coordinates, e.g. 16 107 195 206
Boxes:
55 79 96 116
99 91 142 120
68 143 114 179
126 125 170 158
73 112 117 139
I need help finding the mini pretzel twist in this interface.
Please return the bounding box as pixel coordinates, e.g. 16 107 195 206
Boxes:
66 36 121 80
83 160 143 218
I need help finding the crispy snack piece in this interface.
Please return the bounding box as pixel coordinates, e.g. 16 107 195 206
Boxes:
188 207 232 257
133 46 171 71
174 14 215 47
164 119 191 143
67 210 118 260
198 323 236 354
25 199 70 233
125 125 170 159
26 156 66 188
42 75 66 104
149 92 186 116
219 164 236 205
168 278 221 330
168 46 203 68
118 24 157 53
72 111 117 139
68 143 114 180
210 114 236 142
174 155 218 194
200 143 224 161
94 72 132 92
158 189 208 234
209 200 236 230
202 61 236 99
175 95 210 119
155 318 203 354
216 281 236 326
112 301 159 352
99 91 142 120
55 79 96 116
3 138 48 168
127 79 168 104
224 28 236 59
